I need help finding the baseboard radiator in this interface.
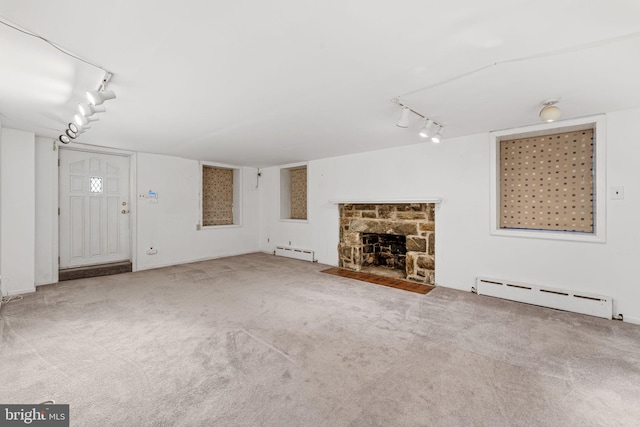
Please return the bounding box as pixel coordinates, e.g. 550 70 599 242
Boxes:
476 277 612 319
274 246 315 262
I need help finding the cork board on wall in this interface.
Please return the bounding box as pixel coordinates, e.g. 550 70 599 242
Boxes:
499 129 594 232
202 167 233 226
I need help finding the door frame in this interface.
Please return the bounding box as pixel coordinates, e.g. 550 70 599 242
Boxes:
55 143 137 281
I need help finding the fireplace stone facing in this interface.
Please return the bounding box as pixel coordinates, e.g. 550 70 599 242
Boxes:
338 203 435 284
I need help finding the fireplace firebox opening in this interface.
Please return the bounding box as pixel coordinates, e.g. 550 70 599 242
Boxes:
361 233 406 277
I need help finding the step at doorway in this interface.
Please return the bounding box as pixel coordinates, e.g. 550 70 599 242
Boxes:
59 261 132 281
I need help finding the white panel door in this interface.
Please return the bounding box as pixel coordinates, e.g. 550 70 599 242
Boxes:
59 149 130 268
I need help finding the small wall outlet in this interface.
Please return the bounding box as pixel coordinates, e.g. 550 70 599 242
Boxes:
146 247 158 255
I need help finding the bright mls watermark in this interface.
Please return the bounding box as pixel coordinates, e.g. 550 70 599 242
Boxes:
1 404 68 426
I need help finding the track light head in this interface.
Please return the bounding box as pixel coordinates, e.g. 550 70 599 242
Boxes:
396 107 411 128
59 135 71 144
74 114 99 127
68 123 79 133
87 90 116 106
78 103 106 117
66 129 77 139
418 119 434 138
539 100 561 122
430 126 443 143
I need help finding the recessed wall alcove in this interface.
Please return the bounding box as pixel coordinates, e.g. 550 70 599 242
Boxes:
337 203 436 284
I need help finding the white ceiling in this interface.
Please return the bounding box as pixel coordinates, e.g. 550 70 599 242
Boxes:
1 0 640 167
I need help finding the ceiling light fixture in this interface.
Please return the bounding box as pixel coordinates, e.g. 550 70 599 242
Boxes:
393 99 444 143
78 103 106 117
418 119 434 138
396 107 411 128
72 123 91 134
12 16 119 146
57 71 115 145
539 99 561 122
86 89 116 106
430 126 443 143
74 113 99 127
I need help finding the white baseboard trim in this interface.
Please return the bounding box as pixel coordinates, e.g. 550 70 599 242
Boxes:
135 249 259 272
35 282 57 288
6 286 36 296
623 316 640 325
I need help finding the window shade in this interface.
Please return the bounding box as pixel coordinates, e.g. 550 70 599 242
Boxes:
290 168 307 220
499 129 594 232
202 167 233 226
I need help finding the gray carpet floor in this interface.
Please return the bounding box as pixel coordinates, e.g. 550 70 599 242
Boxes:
1 252 639 426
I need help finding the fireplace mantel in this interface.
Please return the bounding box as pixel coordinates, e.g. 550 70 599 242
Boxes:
330 198 442 204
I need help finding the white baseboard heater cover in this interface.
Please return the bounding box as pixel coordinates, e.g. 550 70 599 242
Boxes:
275 246 314 262
476 277 612 319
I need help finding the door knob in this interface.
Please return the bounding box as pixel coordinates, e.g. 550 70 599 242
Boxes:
121 210 129 214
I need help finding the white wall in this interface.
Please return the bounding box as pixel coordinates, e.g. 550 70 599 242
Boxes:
136 152 260 270
9 107 640 324
0 118 2 296
29 146 260 289
259 107 640 323
34 137 58 285
259 166 312 252
0 128 36 295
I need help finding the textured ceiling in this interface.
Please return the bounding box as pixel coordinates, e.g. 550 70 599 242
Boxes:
1 0 639 167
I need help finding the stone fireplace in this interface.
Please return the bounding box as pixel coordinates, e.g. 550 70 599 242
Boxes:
338 203 435 284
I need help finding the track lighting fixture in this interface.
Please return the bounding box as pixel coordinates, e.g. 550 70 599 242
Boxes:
539 100 561 122
393 99 444 143
430 127 443 143
74 113 99 127
78 103 106 117
86 90 116 106
396 107 411 128
58 72 115 144
23 27 117 145
418 119 434 138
